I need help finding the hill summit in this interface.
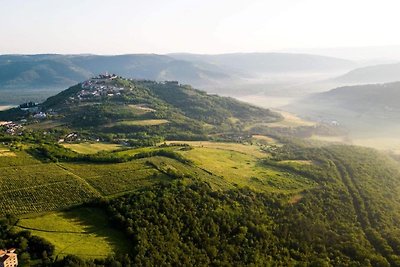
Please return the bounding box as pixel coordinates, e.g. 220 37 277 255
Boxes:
0 74 281 142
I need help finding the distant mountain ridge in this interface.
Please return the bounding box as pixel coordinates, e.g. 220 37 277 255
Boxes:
169 52 355 75
0 54 232 90
334 62 400 84
0 53 355 91
286 81 400 134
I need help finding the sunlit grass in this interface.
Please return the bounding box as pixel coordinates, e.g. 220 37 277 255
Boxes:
15 207 131 259
62 142 123 154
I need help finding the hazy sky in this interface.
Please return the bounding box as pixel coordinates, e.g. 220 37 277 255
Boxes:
1 0 400 54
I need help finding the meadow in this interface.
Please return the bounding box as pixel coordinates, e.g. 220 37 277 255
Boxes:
171 142 316 194
246 110 315 130
15 207 131 259
62 142 123 154
114 119 169 126
165 141 268 158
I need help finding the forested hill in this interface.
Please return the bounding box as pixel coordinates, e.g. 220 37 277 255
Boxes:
0 54 231 89
334 62 400 84
286 81 400 133
1 75 281 140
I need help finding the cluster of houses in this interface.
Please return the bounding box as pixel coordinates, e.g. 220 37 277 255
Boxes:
0 121 22 135
58 132 80 143
73 73 129 101
0 248 17 267
19 102 48 120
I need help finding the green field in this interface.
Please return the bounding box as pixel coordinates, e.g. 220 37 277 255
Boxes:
165 141 267 158
15 207 131 259
0 160 100 215
114 119 169 126
0 146 99 215
128 104 156 114
0 147 40 167
25 120 66 130
0 146 16 157
246 111 315 130
62 142 123 154
176 145 316 194
0 141 316 215
60 159 166 196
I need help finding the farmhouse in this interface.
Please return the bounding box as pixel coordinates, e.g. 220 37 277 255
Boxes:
0 248 18 267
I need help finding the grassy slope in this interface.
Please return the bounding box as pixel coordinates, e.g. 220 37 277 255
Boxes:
0 140 316 216
177 146 316 194
15 207 131 259
62 142 123 154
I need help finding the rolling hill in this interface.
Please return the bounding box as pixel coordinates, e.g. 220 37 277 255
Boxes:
286 81 400 134
334 62 400 84
169 52 355 75
0 53 357 105
0 54 232 90
2 76 400 265
0 74 281 141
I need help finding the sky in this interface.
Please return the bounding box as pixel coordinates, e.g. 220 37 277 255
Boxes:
1 0 400 55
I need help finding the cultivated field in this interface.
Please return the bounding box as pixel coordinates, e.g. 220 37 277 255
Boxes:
60 159 166 196
62 142 123 154
0 147 16 157
0 148 99 215
113 119 169 126
15 207 131 259
128 104 156 113
25 120 66 130
175 144 316 194
0 140 315 215
246 111 315 129
165 141 268 158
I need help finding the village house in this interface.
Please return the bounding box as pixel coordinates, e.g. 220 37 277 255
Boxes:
33 112 47 119
0 248 18 267
0 122 22 135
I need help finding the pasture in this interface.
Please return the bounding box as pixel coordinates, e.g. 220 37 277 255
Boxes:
246 111 315 129
177 146 316 194
165 141 267 158
113 119 169 126
62 142 123 154
15 207 131 259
